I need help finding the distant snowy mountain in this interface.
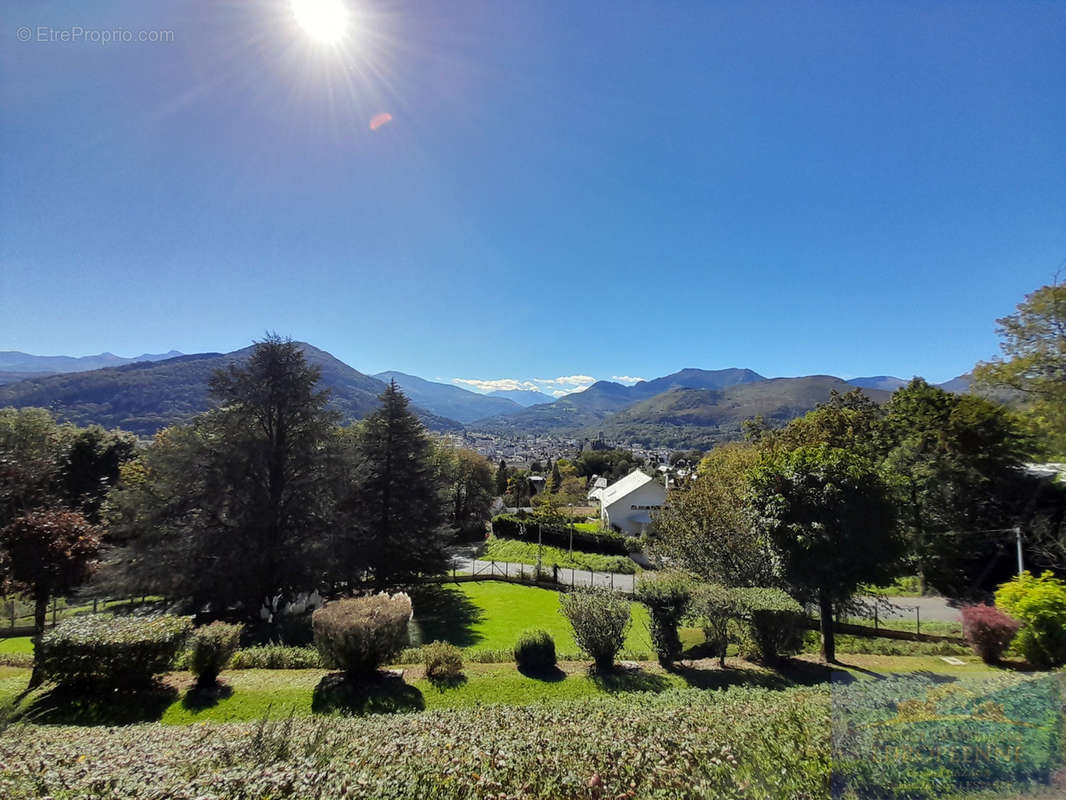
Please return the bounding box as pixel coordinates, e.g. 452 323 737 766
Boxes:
487 389 555 406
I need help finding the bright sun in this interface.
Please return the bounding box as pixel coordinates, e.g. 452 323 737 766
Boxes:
290 0 351 45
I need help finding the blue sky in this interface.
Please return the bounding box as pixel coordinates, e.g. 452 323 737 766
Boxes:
2 0 1063 392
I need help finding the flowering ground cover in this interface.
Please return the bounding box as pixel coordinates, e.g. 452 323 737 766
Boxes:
0 686 831 800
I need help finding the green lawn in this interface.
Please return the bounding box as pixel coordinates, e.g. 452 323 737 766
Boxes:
840 616 963 636
0 653 1008 728
409 581 653 655
481 538 636 574
571 521 603 533
0 636 32 654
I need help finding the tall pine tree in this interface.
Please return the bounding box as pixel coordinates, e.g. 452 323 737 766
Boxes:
341 381 449 588
496 459 509 496
105 335 341 624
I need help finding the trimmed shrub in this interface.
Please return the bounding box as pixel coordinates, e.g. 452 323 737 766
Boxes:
733 588 804 664
312 593 412 679
229 645 322 670
38 614 192 688
636 571 693 666
689 583 744 667
559 587 631 672
421 641 463 682
514 629 557 672
995 571 1066 668
188 622 243 687
960 604 1020 664
492 514 629 555
687 585 803 666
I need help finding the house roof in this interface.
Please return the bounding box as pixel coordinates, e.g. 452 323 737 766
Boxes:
601 469 659 507
1025 463 1066 482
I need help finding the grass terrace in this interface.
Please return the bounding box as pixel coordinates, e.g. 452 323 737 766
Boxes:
480 538 637 574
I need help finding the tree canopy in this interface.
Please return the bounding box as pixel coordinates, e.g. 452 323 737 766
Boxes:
106 336 342 624
747 445 902 661
339 381 449 588
975 279 1066 457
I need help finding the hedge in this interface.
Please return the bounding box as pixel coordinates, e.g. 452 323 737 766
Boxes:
688 585 804 665
38 614 192 688
491 514 629 555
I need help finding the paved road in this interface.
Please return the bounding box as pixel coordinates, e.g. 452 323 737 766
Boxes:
874 595 962 623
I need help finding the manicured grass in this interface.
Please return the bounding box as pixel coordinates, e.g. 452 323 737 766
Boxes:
0 653 1009 728
571 521 603 533
840 616 963 636
0 636 32 654
482 538 636 574
410 581 653 656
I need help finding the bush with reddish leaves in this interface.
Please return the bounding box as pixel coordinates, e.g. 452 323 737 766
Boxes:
960 604 1020 664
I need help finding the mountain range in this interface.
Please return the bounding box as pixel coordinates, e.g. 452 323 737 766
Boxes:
373 371 523 424
0 350 183 376
0 345 974 447
0 345 461 436
487 389 555 406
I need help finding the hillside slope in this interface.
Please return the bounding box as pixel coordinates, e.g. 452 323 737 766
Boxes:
0 344 461 436
470 368 768 435
582 376 891 448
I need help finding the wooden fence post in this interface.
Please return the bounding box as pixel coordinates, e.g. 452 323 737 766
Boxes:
916 607 920 636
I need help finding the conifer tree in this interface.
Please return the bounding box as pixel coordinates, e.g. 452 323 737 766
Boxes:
495 459 509 496
342 381 449 587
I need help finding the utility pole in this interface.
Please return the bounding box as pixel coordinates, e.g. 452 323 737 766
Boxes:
536 523 543 577
1015 526 1024 576
568 504 574 557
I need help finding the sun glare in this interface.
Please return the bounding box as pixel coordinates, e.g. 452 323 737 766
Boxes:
291 0 351 45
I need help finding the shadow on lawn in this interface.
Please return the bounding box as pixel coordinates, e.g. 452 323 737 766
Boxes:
408 585 485 649
517 665 566 682
312 672 424 715
592 667 672 694
181 683 234 711
427 673 468 691
20 682 178 725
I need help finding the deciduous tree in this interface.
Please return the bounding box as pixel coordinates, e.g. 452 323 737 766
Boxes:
0 509 99 685
748 445 902 662
653 442 776 587
883 379 1029 596
975 279 1066 457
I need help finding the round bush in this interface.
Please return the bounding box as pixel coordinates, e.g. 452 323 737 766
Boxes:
514 629 557 672
421 641 463 682
188 621 243 687
960 604 1020 664
995 571 1066 668
559 587 631 672
312 593 412 678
